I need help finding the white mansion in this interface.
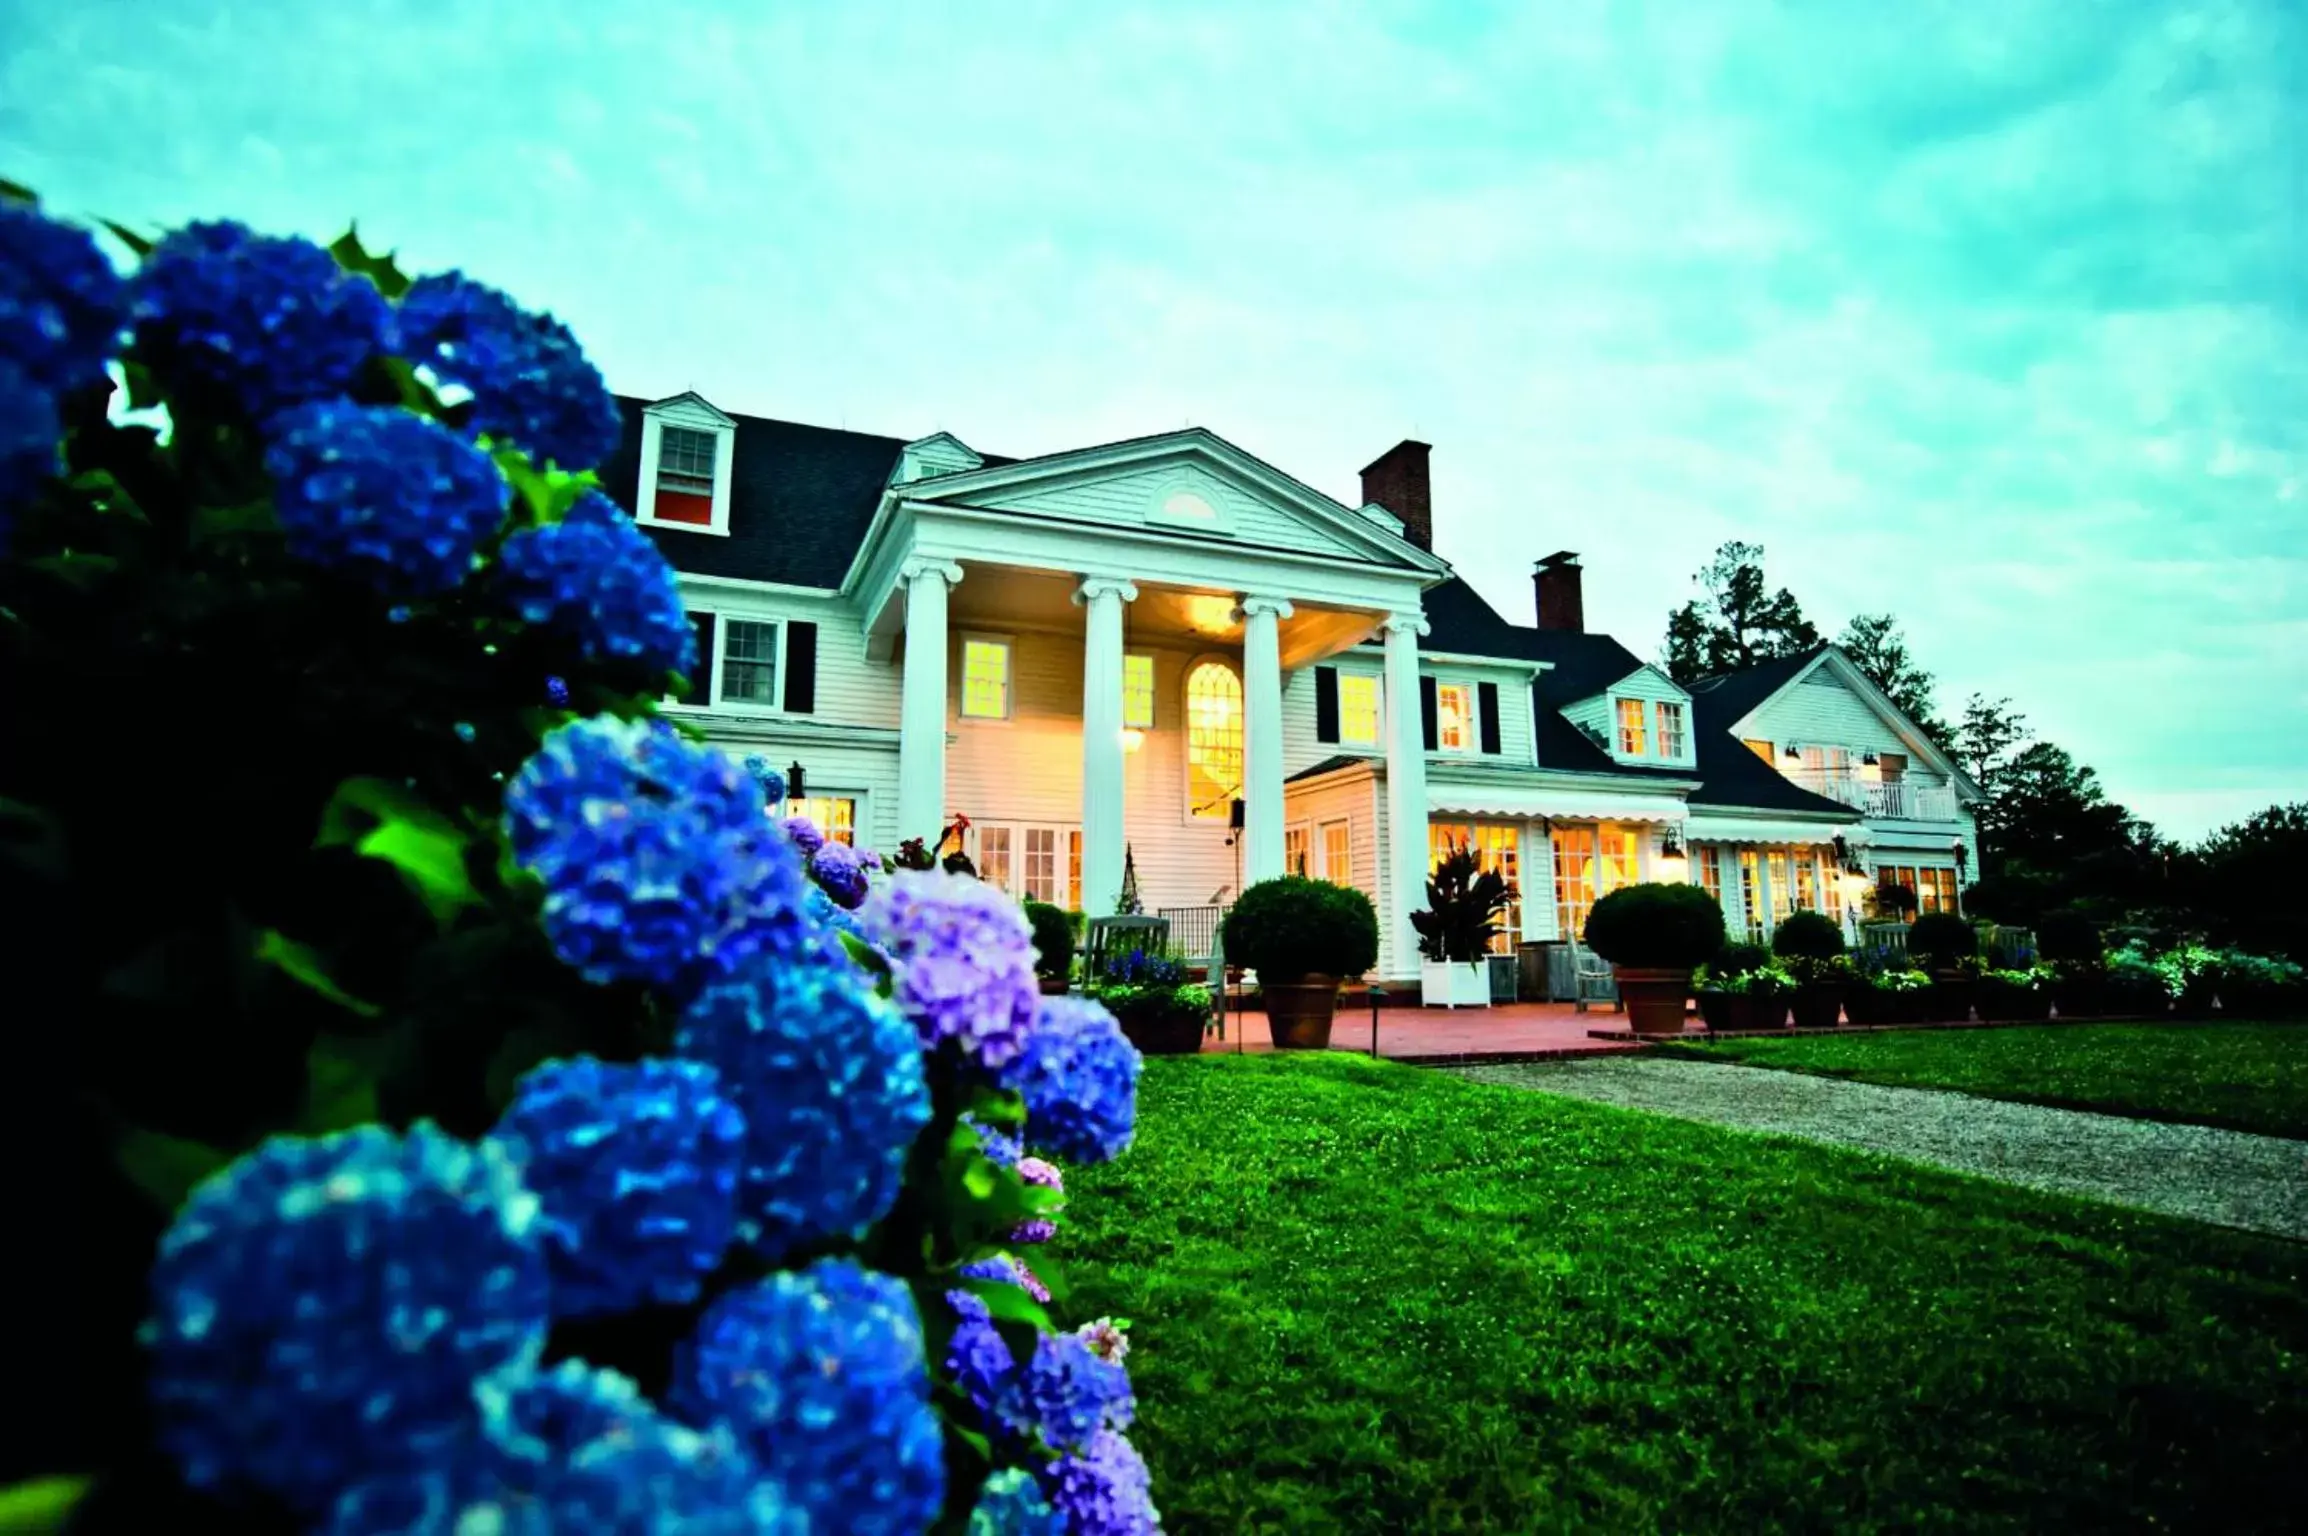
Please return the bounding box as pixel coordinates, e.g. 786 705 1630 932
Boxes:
611 392 1983 988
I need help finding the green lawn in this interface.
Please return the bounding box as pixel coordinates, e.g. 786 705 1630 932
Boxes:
1055 1054 2308 1534
1656 1021 2308 1140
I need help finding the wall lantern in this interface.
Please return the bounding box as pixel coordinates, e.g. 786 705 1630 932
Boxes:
1861 753 1880 766
1831 833 1849 863
787 761 806 801
1782 743 1803 760
1951 839 1969 876
1660 827 1685 860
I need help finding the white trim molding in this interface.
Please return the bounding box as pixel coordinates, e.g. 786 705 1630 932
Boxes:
635 395 737 537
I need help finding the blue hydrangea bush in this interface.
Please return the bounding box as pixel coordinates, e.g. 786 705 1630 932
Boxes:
0 185 1157 1534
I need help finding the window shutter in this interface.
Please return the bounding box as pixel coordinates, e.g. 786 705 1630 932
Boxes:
684 612 717 705
783 621 818 714
1314 666 1340 744
1419 676 1438 752
1478 681 1502 755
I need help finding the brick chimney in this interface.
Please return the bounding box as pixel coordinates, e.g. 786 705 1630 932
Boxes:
1534 551 1584 633
1360 440 1433 551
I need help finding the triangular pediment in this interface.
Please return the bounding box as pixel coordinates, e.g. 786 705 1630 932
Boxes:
898 429 1446 573
643 391 735 428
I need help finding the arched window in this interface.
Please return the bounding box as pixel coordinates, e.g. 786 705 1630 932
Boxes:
1184 660 1243 821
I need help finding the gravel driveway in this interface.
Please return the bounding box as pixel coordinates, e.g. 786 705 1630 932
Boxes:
1460 1057 2308 1241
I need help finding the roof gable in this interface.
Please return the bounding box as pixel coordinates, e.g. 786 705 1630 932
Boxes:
1694 647 1974 792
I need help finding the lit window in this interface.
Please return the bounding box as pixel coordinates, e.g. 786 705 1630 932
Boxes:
783 795 856 844
1286 825 1311 877
1320 819 1351 882
1600 826 1640 894
1695 845 1722 902
975 825 1013 889
722 620 779 705
1616 699 1647 755
1185 661 1243 820
1655 701 1686 758
1767 851 1795 924
1023 826 1063 903
1430 822 1521 952
1122 654 1155 730
1338 673 1380 747
1551 825 1598 942
1743 738 1775 763
961 637 1011 719
1436 683 1473 751
1794 852 1818 912
654 425 718 526
1738 849 1763 938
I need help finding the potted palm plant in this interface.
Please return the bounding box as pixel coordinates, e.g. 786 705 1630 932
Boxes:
1773 910 1851 1028
1411 841 1514 1009
1086 946 1212 1055
1221 875 1381 1049
1581 882 1727 1036
1023 899 1075 996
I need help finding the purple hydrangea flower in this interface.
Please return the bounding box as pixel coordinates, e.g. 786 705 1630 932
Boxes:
781 815 825 859
395 271 622 470
504 718 815 996
144 1124 549 1514
675 956 930 1260
1042 1430 1161 1536
858 871 1040 1067
673 1260 945 1536
968 1467 1068 1536
0 203 125 397
940 1290 1132 1453
809 839 871 909
998 997 1142 1165
1 359 60 537
1010 1218 1058 1246
488 1056 746 1318
1077 1318 1130 1365
265 400 510 596
326 1361 802 1536
130 220 393 422
1017 1156 1063 1191
496 491 695 676
741 756 786 806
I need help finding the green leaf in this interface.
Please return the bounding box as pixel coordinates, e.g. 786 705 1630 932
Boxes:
964 1085 1028 1129
961 1277 1054 1334
316 778 483 929
839 929 890 979
98 217 153 257
490 443 599 527
374 355 448 419
254 928 381 1019
0 178 38 207
298 1032 397 1133
25 551 118 589
192 499 278 539
0 1474 89 1532
327 224 412 298
115 1126 229 1212
118 358 162 410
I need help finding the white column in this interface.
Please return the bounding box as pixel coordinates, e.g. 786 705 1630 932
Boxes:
1382 613 1431 978
1074 575 1138 919
896 559 963 846
1236 595 1293 885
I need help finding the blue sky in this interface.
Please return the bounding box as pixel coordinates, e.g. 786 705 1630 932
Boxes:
4 0 2301 839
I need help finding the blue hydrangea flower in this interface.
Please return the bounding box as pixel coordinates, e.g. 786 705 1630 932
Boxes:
144 1124 549 1513
266 400 510 596
1042 1430 1161 1536
998 997 1142 1164
969 1467 1068 1536
396 271 622 470
496 490 694 675
130 220 393 422
781 815 825 859
489 1056 746 1318
967 1115 1024 1169
1 359 60 535
941 1290 1132 1453
504 718 815 996
804 881 867 952
326 1361 803 1535
0 202 125 396
859 871 1041 1068
741 756 786 805
673 1260 946 1536
810 839 871 910
675 956 930 1259
545 674 571 707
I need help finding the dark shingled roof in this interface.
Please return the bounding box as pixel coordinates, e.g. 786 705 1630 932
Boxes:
1686 646 1856 816
600 396 1014 590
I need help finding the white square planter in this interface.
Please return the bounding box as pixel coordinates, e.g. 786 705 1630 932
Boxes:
1421 959 1493 1009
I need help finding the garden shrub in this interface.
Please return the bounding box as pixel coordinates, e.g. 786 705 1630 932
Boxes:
1222 876 1379 981
1706 940 1772 982
2035 909 2102 965
1771 910 1845 961
1583 882 1727 970
1907 912 1979 972
1024 899 1075 981
0 194 1156 1533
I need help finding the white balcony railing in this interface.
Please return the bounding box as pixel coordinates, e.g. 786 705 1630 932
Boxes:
1784 769 1960 822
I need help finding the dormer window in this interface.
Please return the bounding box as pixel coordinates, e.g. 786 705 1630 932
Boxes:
1616 698 1648 756
655 428 717 525
1655 701 1687 758
637 400 736 536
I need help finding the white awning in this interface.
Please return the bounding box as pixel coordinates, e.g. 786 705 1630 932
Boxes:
1683 815 1853 846
1427 786 1688 822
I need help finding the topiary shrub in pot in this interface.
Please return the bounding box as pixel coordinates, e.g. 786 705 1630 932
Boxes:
1023 899 1075 995
1221 876 1380 1049
1582 882 1727 1036
1908 911 1980 1021
1773 911 1850 1029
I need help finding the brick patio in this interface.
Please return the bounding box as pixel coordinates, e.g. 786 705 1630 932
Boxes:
1200 999 1644 1066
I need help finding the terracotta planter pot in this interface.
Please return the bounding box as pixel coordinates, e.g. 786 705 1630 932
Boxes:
1114 1006 1207 1056
1037 976 1071 997
1614 967 1692 1036
1925 974 1975 1023
1695 990 1735 1032
1790 985 1846 1029
1979 983 2053 1023
1840 984 1892 1026
1261 976 1339 1049
1727 993 1791 1031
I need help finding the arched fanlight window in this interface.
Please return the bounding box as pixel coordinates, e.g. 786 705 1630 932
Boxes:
1184 660 1243 821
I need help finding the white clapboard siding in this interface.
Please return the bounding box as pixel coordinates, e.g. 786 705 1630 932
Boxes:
969 457 1368 562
